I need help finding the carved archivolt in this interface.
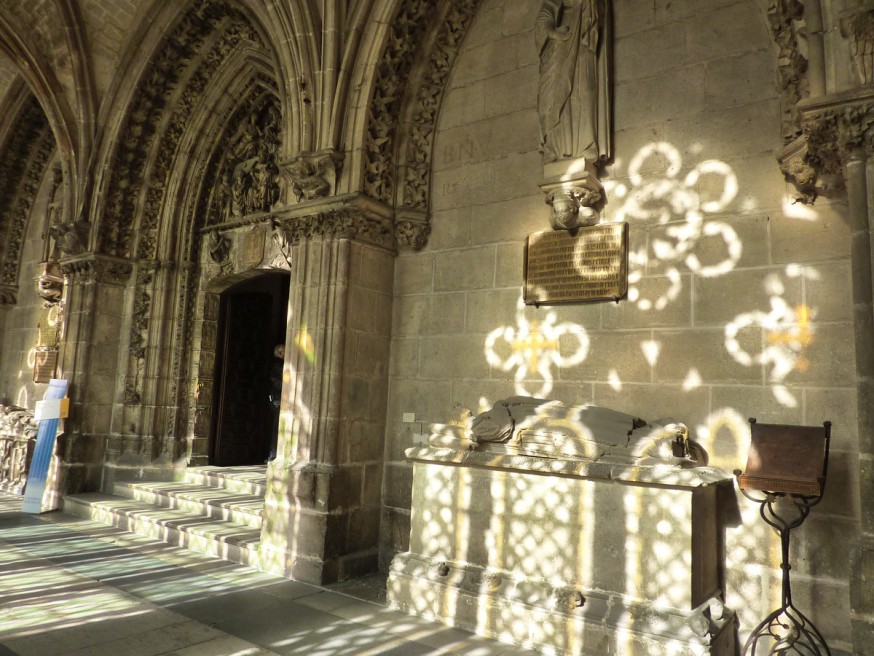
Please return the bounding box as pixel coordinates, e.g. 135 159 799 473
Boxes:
767 0 808 143
363 0 481 250
99 0 264 259
0 96 56 291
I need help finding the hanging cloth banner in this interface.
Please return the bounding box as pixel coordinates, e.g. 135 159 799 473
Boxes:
22 378 69 514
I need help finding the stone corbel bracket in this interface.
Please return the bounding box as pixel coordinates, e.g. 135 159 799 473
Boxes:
279 151 344 205
539 158 605 230
783 87 874 200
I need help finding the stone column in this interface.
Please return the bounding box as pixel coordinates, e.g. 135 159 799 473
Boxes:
796 93 874 652
259 202 394 584
56 253 131 501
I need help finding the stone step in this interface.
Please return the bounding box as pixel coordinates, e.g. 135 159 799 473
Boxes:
113 481 265 530
181 465 268 497
63 493 262 568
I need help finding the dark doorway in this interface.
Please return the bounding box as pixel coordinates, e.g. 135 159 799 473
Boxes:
210 271 289 466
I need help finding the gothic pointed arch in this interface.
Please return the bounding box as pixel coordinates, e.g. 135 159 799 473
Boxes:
345 0 482 250
0 87 57 304
0 0 94 226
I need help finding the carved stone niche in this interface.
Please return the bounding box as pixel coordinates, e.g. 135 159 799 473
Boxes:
539 158 605 230
279 151 343 205
388 398 736 656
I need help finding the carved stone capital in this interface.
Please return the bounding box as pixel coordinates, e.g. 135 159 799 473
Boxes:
279 150 343 205
59 253 132 286
781 89 874 198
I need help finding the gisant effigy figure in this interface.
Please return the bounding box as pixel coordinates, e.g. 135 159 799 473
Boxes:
536 0 611 164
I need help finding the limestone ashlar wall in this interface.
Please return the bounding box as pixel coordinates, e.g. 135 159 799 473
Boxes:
383 0 857 651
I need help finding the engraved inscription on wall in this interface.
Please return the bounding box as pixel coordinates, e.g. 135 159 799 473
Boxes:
524 223 628 304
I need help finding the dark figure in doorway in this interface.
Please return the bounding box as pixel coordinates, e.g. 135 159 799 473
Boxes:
267 343 284 461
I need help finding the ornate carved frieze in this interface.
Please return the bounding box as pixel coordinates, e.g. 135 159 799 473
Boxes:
100 0 263 258
363 0 480 250
767 0 808 143
0 103 56 287
272 208 393 251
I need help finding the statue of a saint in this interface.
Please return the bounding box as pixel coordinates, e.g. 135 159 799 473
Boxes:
536 0 611 164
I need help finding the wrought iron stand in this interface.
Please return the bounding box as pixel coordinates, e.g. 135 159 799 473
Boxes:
737 487 831 655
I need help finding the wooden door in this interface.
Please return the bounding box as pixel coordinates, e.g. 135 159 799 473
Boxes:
211 292 272 466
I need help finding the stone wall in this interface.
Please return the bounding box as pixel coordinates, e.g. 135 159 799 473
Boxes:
383 0 857 651
0 161 55 409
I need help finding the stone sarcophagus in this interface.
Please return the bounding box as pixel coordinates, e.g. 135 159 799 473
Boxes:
387 398 736 656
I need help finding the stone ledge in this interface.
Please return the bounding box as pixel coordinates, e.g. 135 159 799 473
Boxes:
404 446 733 489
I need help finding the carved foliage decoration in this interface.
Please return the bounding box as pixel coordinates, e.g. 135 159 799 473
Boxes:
401 1 480 212
0 97 56 288
363 0 480 250
125 262 158 404
767 0 808 143
843 10 874 87
272 210 393 250
100 0 262 259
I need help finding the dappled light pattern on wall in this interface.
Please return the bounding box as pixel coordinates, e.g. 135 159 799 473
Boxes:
724 265 818 407
485 297 588 397
605 142 741 311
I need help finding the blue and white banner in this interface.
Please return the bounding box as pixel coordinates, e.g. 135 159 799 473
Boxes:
22 378 68 514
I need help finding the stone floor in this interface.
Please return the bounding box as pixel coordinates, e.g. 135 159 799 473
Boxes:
0 493 538 656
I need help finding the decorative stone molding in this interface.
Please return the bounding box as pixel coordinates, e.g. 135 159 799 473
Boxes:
0 102 56 287
766 0 808 143
280 151 343 204
779 90 874 198
363 0 481 249
59 253 132 286
273 207 393 251
99 0 264 258
124 260 159 404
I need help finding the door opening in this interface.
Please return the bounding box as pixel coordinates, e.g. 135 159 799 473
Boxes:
210 271 289 466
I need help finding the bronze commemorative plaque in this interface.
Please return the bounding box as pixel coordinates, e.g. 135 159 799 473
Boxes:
524 222 628 305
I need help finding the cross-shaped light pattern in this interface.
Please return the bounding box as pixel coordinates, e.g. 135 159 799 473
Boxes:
485 297 588 398
724 266 818 407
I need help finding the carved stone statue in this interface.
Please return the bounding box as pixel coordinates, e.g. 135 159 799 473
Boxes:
429 396 702 465
536 0 611 164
